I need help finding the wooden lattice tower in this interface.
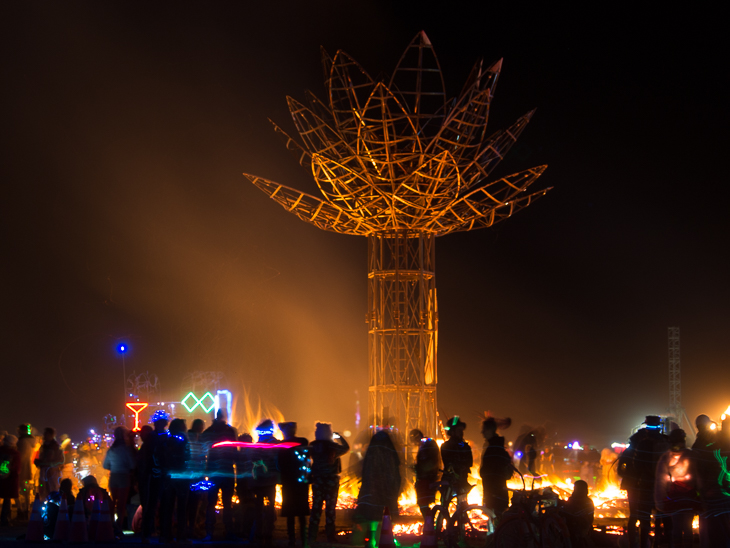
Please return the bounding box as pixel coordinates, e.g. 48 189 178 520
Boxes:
245 32 550 440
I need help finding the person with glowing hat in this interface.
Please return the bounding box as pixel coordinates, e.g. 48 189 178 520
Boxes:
618 415 668 548
440 417 473 498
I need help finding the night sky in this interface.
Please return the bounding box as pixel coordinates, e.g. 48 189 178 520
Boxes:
2 3 728 448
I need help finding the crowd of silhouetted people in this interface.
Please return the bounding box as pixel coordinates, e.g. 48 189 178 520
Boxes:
615 414 730 548
1 409 729 547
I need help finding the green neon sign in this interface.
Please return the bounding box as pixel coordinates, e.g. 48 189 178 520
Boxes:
182 391 216 413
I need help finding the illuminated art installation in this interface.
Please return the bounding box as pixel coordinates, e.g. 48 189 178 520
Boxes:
181 392 216 414
214 389 233 419
126 402 148 432
181 390 233 417
246 32 549 439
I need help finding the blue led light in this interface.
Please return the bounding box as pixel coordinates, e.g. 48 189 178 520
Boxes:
117 343 128 354
191 480 215 492
150 410 170 423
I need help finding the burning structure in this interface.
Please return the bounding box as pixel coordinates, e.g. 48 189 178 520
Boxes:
245 32 549 439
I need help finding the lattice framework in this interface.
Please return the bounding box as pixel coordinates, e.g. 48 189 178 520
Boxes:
668 327 681 409
245 32 550 440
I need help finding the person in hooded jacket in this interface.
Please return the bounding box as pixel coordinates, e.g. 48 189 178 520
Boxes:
353 429 401 548
479 418 512 523
654 429 698 548
308 422 349 544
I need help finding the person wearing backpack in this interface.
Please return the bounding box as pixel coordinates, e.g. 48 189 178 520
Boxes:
619 415 669 548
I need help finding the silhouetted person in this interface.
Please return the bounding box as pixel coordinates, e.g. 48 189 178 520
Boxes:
519 438 538 478
77 475 110 518
308 422 349 544
140 417 169 542
696 415 730 546
479 418 512 522
160 418 190 543
618 415 669 548
103 426 136 534
654 429 698 548
409 428 440 519
34 427 63 499
186 418 206 539
693 414 716 450
42 477 76 535
136 424 154 525
564 479 595 548
353 429 401 547
277 422 310 547
235 433 257 541
58 478 75 519
249 419 280 547
0 435 20 526
440 417 473 498
693 414 721 548
202 409 237 540
15 425 34 519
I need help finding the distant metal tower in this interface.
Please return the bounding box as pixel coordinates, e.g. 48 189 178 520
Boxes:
668 327 693 434
245 32 550 439
668 327 681 411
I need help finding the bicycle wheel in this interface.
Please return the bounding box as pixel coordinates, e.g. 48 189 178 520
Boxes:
493 515 539 548
431 504 450 542
462 505 496 536
540 514 572 548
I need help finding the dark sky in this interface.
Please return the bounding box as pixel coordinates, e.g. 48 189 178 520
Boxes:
2 2 728 447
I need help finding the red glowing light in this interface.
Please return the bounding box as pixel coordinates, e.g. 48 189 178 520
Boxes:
126 402 148 431
211 441 300 449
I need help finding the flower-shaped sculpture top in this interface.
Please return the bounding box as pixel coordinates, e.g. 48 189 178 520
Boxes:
245 32 549 236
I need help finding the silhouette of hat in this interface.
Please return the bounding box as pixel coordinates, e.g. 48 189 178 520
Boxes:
444 416 466 431
643 415 661 427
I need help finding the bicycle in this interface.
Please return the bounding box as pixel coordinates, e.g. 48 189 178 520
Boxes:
430 477 496 548
492 485 572 548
